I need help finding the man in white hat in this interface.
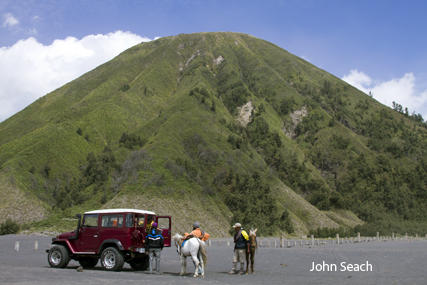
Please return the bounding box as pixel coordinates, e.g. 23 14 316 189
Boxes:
229 222 250 275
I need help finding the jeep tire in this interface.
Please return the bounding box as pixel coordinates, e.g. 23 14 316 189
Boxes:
47 245 70 268
129 255 149 270
100 247 124 271
79 257 98 268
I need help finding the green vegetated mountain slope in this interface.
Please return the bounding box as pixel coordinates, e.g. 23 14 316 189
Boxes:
1 32 427 237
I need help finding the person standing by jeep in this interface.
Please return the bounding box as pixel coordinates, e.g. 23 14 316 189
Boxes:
145 222 164 274
229 223 250 275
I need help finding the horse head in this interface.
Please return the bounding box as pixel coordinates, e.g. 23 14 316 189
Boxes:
249 228 257 236
173 233 183 246
249 228 257 246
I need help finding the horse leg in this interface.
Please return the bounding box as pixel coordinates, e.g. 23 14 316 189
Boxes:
251 251 255 274
191 257 201 277
184 256 188 275
180 255 186 276
179 255 184 276
198 251 204 278
190 253 199 277
191 257 201 276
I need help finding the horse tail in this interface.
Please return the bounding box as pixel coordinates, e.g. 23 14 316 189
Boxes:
197 239 208 267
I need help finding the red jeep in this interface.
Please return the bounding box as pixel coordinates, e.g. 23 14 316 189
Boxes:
46 209 171 271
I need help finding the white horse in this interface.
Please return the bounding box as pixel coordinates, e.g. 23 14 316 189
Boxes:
173 233 208 278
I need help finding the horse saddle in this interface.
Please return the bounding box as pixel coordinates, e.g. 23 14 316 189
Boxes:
180 239 188 248
180 234 195 245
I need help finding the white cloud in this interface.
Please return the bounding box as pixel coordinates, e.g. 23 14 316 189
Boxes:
0 31 152 122
342 70 372 90
28 28 37 36
3 13 19 27
342 69 427 119
300 55 311 62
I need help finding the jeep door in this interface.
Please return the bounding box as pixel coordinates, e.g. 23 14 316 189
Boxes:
156 216 171 247
80 214 100 252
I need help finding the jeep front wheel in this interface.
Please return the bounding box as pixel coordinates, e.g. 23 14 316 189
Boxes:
47 245 70 268
100 247 124 271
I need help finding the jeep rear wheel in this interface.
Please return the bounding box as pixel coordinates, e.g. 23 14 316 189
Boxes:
101 247 124 271
129 256 149 270
79 257 98 268
47 245 70 268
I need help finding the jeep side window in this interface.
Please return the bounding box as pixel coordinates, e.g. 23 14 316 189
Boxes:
118 215 123 227
82 214 98 228
101 214 121 227
125 214 133 227
137 214 146 227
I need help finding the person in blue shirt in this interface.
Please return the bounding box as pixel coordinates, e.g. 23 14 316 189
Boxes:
145 222 164 274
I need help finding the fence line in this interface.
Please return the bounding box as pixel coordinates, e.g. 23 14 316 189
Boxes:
6 233 427 251
204 232 427 248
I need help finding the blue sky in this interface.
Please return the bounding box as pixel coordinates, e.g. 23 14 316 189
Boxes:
1 0 427 122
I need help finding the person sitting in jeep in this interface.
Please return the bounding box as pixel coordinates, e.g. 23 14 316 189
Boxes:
145 215 154 232
138 214 145 227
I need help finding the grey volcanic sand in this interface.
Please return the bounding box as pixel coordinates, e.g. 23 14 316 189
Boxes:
1 234 426 284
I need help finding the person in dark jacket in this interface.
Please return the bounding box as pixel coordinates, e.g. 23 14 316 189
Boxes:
229 222 250 275
145 222 164 274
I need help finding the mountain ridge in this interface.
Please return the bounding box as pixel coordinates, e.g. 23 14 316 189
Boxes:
1 31 426 237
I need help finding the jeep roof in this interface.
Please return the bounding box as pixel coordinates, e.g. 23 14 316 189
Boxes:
84 209 156 215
